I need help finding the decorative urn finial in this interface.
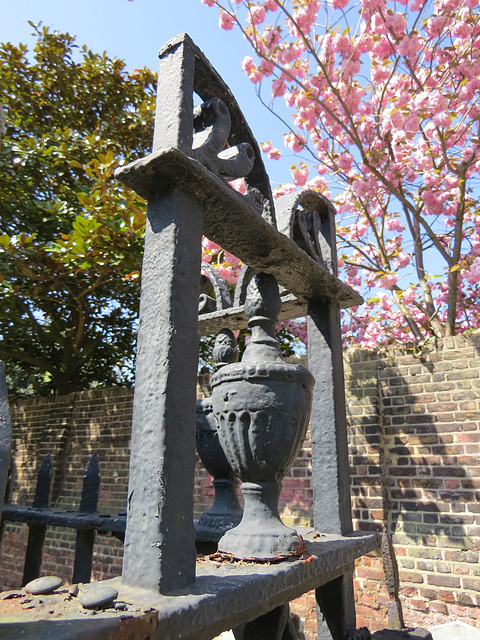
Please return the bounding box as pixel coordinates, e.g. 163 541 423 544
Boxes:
211 273 315 559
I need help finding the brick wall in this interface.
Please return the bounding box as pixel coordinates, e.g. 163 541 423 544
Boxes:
348 333 480 631
1 332 480 634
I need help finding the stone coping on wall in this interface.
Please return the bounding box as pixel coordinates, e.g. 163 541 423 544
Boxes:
0 530 379 640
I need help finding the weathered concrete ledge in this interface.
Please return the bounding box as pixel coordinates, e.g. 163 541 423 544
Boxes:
0 530 379 640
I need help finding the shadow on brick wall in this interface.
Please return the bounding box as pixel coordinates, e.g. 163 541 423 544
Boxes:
347 334 480 629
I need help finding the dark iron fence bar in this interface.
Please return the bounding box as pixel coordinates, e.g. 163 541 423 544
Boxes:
22 454 52 586
72 452 100 584
1 505 126 534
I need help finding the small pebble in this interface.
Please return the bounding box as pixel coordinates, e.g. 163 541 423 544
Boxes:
114 601 127 611
68 584 79 597
24 576 63 595
79 585 118 610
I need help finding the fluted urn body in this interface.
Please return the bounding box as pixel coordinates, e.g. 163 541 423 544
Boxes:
211 273 314 559
195 397 242 542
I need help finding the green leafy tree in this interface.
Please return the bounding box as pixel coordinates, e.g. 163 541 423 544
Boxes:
0 25 156 395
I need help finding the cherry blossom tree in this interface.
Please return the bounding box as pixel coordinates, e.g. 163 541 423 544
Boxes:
201 0 480 348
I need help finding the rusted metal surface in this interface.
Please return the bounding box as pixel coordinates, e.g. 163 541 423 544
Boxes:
0 531 380 640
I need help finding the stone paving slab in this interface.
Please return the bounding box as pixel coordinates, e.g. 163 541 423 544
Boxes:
429 621 480 640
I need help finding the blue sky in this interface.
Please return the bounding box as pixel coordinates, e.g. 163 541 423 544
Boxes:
2 0 291 187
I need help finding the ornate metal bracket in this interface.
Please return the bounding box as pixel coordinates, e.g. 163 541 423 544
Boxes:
276 189 337 275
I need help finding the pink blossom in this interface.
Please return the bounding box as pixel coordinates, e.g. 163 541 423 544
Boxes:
351 222 368 238
397 34 423 58
341 58 361 79
229 178 247 195
259 59 274 76
292 165 309 186
260 141 282 160
433 112 451 128
452 20 472 39
206 0 480 348
371 64 391 84
372 36 394 59
332 34 353 57
378 273 398 289
217 264 234 283
249 5 266 25
306 175 329 195
394 251 411 269
402 288 417 304
370 12 387 35
201 0 215 5
427 89 449 114
352 178 374 198
293 8 316 32
385 217 404 232
284 132 306 152
219 10 235 30
386 13 407 38
202 237 221 252
361 0 385 11
273 183 296 198
264 28 281 49
338 152 353 171
389 109 405 131
466 258 480 284
277 46 301 65
378 293 393 311
264 0 278 10
426 15 451 38
404 114 420 136
242 56 255 74
272 78 286 97
224 251 241 267
284 91 296 108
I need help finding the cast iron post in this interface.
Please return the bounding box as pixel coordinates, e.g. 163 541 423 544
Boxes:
306 201 356 639
72 452 100 584
121 37 200 593
308 303 356 640
22 454 52 585
0 362 11 516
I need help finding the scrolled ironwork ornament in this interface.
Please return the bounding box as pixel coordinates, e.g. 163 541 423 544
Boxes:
276 189 337 275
